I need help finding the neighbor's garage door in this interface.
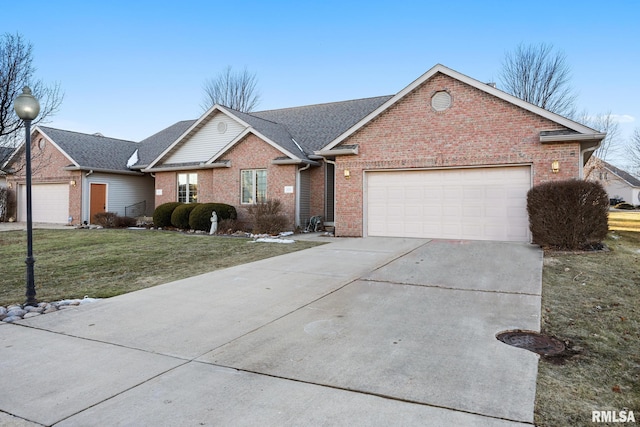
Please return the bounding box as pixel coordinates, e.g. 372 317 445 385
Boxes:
18 183 69 223
366 167 531 242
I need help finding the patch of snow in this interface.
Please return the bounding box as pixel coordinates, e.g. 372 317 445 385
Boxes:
253 238 295 244
126 149 139 168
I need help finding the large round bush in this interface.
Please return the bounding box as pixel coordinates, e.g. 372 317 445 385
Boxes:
189 203 237 231
171 203 200 229
152 202 183 228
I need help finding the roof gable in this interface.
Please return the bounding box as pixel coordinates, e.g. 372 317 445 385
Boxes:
136 120 196 168
319 64 601 152
146 106 253 169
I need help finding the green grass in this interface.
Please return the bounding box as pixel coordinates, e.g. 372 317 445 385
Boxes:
535 231 640 426
0 229 322 306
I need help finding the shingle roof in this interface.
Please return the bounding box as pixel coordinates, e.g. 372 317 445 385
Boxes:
38 127 139 172
225 108 306 158
20 96 392 172
146 96 394 166
599 158 640 187
250 95 393 153
0 146 14 169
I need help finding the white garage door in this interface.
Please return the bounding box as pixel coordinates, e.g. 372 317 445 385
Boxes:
366 167 531 242
18 183 70 223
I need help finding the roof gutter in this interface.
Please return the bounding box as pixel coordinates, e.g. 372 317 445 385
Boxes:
314 146 359 157
63 166 145 176
540 132 606 143
143 161 231 173
271 158 320 166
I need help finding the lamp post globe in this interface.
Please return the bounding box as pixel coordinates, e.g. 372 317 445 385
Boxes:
14 87 40 120
13 86 40 306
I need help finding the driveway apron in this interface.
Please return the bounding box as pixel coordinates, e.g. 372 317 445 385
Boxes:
1 237 542 426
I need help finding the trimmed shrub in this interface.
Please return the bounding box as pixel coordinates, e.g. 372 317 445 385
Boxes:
171 203 200 229
115 216 137 228
93 213 138 228
153 202 183 228
216 218 241 234
93 212 118 228
527 179 609 250
246 199 288 235
189 203 238 231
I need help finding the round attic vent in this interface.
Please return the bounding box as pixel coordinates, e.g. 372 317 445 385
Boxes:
217 121 227 133
431 91 452 111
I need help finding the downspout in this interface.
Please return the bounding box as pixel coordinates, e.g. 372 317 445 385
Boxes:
82 170 94 224
296 163 312 228
580 146 598 179
323 158 337 229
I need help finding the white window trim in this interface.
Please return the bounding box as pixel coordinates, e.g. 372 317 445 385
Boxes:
177 173 198 203
241 169 266 204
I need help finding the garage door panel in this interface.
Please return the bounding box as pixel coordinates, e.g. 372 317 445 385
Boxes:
366 167 531 242
18 184 69 223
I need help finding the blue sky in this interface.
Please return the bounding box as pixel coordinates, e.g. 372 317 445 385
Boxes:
4 0 639 169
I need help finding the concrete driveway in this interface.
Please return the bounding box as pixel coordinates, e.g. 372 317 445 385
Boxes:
0 237 542 426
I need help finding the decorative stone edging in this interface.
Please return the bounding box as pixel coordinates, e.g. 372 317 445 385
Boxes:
0 297 100 323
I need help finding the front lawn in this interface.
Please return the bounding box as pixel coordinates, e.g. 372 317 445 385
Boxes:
535 231 640 426
0 229 322 306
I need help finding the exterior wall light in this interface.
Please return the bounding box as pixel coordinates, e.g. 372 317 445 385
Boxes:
344 169 350 179
551 160 560 174
69 180 77 187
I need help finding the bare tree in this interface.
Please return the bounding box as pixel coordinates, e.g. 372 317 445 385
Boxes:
201 66 260 112
578 111 621 161
500 43 577 117
628 127 640 176
0 33 63 163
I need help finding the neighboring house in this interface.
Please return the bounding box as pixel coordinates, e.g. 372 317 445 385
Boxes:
585 157 640 205
4 64 606 241
1 146 15 188
145 64 605 242
4 127 163 224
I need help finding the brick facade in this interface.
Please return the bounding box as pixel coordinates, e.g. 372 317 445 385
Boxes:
154 133 303 230
333 73 581 237
6 129 81 221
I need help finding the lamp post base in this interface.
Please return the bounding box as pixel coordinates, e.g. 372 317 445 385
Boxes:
25 255 37 306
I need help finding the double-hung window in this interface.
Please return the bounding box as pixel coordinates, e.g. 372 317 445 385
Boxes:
178 173 198 203
241 169 266 204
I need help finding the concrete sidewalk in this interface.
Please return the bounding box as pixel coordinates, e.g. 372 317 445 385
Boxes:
0 237 542 426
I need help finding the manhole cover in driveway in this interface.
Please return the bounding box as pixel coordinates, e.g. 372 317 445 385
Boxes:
496 330 565 355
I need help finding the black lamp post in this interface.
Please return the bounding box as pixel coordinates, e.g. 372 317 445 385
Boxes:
13 87 40 307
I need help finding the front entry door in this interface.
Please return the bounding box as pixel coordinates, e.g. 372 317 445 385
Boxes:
90 183 107 223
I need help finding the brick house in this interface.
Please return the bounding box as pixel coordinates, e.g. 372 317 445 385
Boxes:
5 64 605 241
143 100 391 230
5 127 157 224
313 64 605 241
585 157 640 205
